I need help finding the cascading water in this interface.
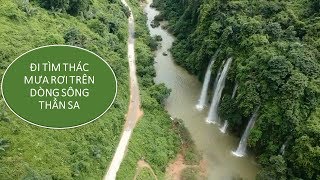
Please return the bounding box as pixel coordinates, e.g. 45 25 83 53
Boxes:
196 49 220 111
280 139 289 155
219 121 228 133
206 58 233 124
212 60 224 93
232 83 238 99
280 144 286 155
232 108 259 157
145 3 259 178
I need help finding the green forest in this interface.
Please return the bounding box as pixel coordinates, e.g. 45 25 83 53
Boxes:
0 0 193 179
0 0 131 179
152 0 320 179
1 0 320 179
117 0 200 179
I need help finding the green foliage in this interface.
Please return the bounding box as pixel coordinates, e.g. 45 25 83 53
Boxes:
149 38 158 51
22 167 51 180
310 0 320 13
87 19 107 37
63 27 87 47
150 20 160 28
172 119 201 165
288 108 320 179
0 139 9 152
148 35 162 51
120 4 130 18
117 1 192 179
136 168 156 180
184 149 200 165
0 0 130 179
219 94 242 131
257 155 287 180
156 0 320 179
181 167 202 180
38 0 70 12
37 0 90 16
148 83 171 105
154 35 162 41
16 0 38 16
67 0 90 16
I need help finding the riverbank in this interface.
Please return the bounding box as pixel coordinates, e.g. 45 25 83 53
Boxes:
116 0 181 179
116 0 204 179
150 0 320 179
146 1 259 179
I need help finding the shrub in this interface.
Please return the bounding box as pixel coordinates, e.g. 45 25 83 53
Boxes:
181 167 200 180
154 35 162 41
38 0 69 12
148 83 171 105
120 4 130 18
87 19 106 37
0 139 9 152
67 0 90 16
149 37 158 51
37 0 90 16
150 20 160 28
63 27 87 47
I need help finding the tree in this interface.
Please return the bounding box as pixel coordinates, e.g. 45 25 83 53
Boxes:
67 0 90 16
63 28 87 47
288 109 320 179
38 0 69 12
88 19 107 37
257 155 287 180
148 84 171 105
0 139 9 152
155 0 320 179
310 0 320 13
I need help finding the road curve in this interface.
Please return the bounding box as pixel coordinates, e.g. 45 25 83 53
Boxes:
104 0 142 179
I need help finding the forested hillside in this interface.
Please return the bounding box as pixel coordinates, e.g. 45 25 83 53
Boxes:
0 0 131 179
118 0 191 179
152 0 320 179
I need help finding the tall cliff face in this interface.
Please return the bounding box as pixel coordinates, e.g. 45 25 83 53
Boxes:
152 0 320 179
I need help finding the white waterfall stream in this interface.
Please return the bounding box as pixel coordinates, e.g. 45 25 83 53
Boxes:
206 58 232 124
196 49 220 111
232 108 259 157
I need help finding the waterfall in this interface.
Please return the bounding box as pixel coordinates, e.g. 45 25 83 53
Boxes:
280 144 286 155
212 60 224 93
206 58 232 124
280 139 289 155
196 49 220 111
232 108 259 157
232 83 238 99
219 121 228 133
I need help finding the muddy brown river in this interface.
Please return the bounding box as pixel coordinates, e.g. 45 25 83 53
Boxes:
144 2 259 179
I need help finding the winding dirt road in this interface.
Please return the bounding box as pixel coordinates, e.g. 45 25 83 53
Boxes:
104 0 142 179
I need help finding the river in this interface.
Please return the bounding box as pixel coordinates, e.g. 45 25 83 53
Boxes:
144 2 259 180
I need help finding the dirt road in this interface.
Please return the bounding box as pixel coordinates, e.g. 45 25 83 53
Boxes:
104 0 142 179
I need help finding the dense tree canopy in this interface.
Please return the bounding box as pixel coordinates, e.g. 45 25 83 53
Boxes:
0 0 131 178
153 0 320 179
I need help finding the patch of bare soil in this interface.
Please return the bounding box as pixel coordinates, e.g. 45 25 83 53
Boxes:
133 160 158 180
165 154 207 180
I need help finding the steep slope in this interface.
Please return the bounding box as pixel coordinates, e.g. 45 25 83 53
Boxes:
152 0 320 179
0 0 130 179
104 0 142 179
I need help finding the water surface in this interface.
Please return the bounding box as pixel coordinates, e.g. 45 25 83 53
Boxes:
144 3 259 179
